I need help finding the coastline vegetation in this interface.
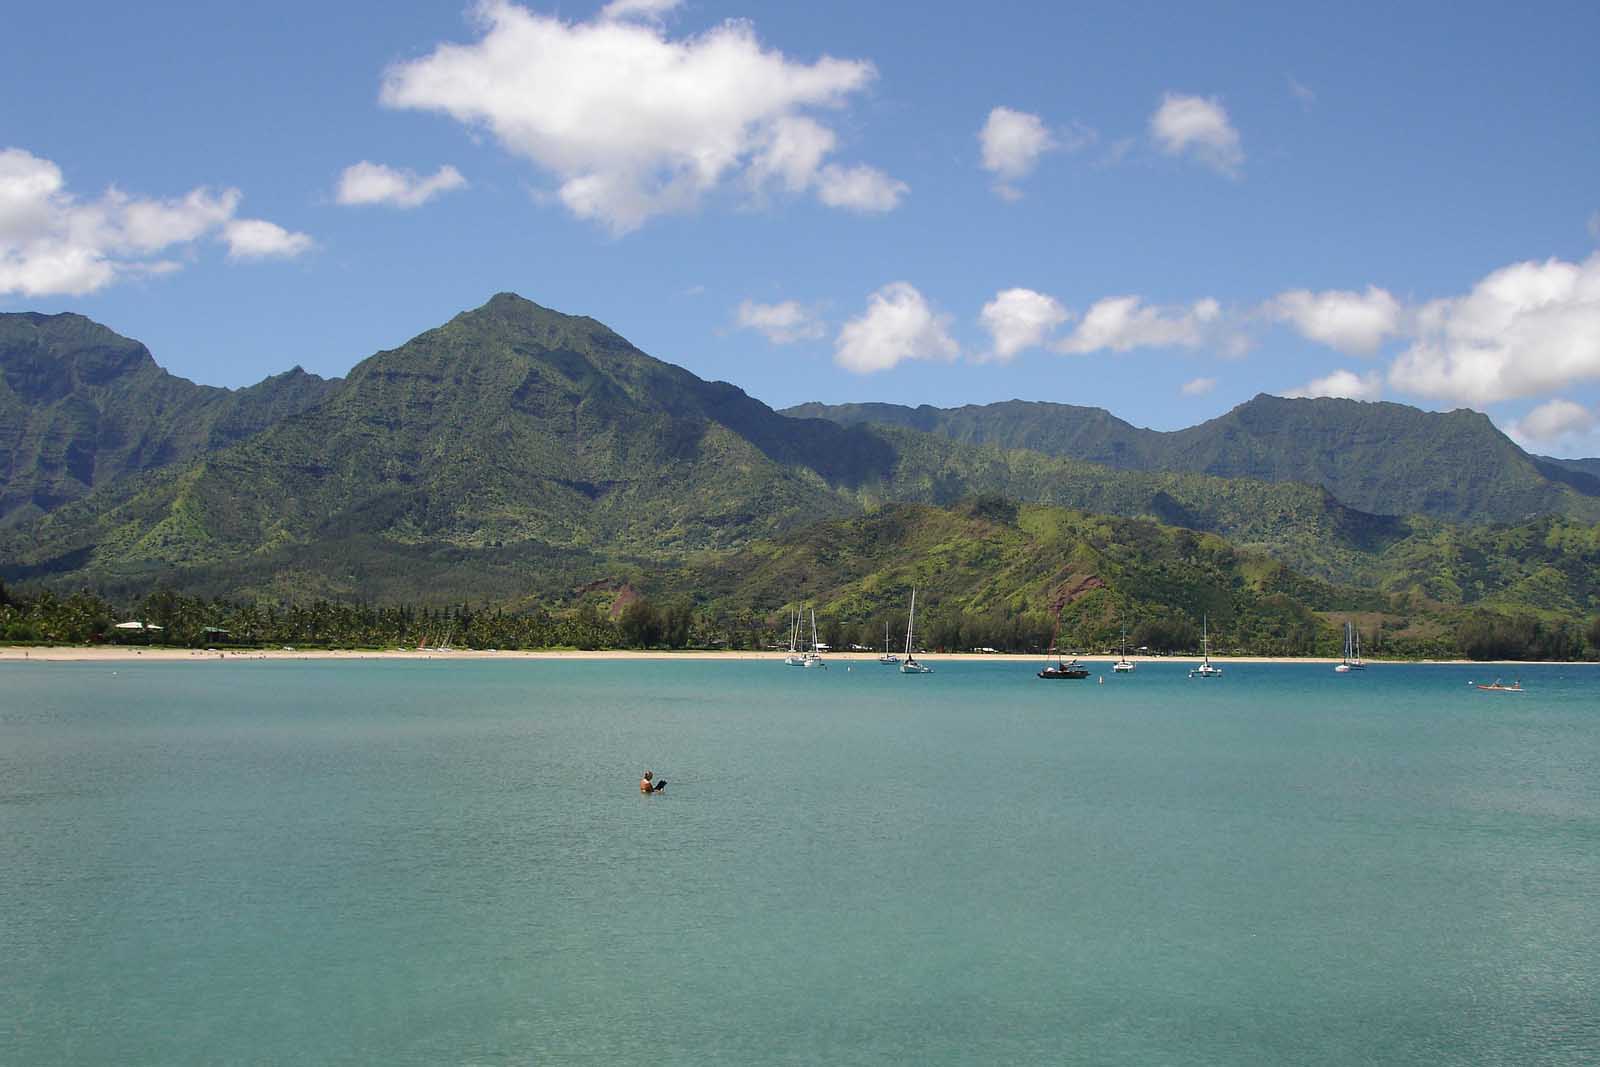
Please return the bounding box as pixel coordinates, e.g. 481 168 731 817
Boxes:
4 580 1596 662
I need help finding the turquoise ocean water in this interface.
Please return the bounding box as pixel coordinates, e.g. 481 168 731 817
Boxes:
3 658 1597 1064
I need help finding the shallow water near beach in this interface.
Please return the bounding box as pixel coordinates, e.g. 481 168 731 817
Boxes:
3 658 1598 1064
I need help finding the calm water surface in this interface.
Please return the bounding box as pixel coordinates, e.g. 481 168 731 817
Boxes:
3 658 1597 1064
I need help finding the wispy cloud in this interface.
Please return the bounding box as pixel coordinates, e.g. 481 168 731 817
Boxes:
735 299 825 344
1149 93 1243 177
1056 295 1222 354
336 161 467 209
1507 398 1596 449
1285 369 1382 401
222 219 314 260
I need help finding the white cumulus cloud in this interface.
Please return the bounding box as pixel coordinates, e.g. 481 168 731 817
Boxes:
0 147 310 296
1266 285 1402 355
222 219 315 260
835 282 959 373
1508 398 1596 448
979 107 1054 199
735 299 825 344
1285 369 1383 401
381 1 900 233
979 287 1068 361
336 161 467 208
1181 376 1217 396
1055 295 1221 354
1387 253 1600 405
1149 93 1243 177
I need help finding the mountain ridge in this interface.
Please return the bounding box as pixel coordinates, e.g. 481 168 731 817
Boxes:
784 395 1600 524
0 311 337 525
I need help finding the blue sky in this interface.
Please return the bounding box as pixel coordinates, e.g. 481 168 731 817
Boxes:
4 0 1599 453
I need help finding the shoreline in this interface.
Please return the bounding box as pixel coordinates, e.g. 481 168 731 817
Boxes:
0 646 1591 666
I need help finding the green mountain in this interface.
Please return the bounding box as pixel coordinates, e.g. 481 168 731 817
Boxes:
2 295 900 587
786 395 1600 524
0 312 335 525
2 295 1596 660
1 296 1406 600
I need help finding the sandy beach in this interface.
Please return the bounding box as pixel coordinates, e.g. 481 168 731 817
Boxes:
1 645 1568 666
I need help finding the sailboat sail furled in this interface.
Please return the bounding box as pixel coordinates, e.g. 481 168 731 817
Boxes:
1189 615 1222 678
783 609 805 666
878 618 900 665
803 608 827 669
1113 621 1135 673
900 589 932 674
1335 621 1365 672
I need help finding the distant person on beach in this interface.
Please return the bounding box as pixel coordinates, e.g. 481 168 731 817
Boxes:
640 770 665 793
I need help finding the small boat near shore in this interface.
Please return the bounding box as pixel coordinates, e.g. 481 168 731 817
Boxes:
802 609 827 669
1473 678 1523 692
1113 624 1135 673
783 610 805 666
900 589 932 674
878 620 900 665
1189 615 1222 678
1038 657 1090 680
1038 611 1088 679
1335 621 1365 673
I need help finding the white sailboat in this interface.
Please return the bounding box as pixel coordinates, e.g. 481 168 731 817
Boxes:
1335 621 1365 672
1189 615 1222 678
1113 623 1135 673
900 589 932 674
878 619 900 665
783 609 806 666
802 608 827 669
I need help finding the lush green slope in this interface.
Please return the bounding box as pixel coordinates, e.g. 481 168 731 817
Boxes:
647 500 1374 654
0 312 335 524
788 395 1600 523
645 502 1599 659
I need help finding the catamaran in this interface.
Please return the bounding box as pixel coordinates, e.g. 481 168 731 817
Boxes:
1189 615 1222 678
900 589 932 673
783 609 806 666
1334 621 1365 672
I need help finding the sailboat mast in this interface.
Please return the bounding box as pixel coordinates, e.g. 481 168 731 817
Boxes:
904 589 916 657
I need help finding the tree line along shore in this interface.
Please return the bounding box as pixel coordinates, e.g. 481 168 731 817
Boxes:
3 584 1598 663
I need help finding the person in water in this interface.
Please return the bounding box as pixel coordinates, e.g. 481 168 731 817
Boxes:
640 770 666 793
